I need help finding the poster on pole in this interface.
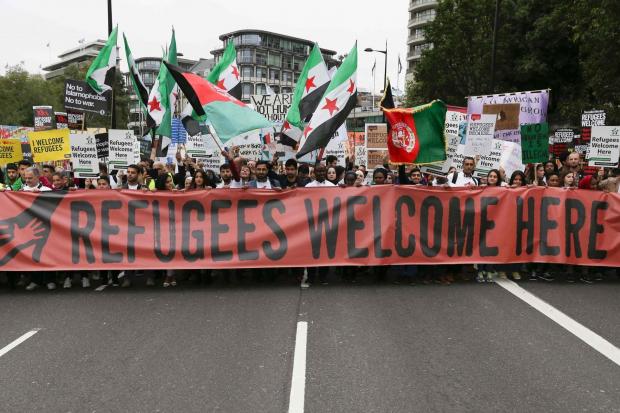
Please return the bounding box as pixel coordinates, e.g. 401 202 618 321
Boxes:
464 114 496 156
95 133 109 159
467 89 549 143
33 106 55 131
28 128 71 163
365 123 388 170
67 110 85 130
64 79 110 115
70 133 100 178
474 139 503 178
108 129 136 170
581 109 606 142
0 139 23 165
185 133 209 158
521 122 549 164
588 126 620 167
249 94 293 123
54 112 68 129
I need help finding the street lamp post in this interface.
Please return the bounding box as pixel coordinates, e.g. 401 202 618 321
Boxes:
365 41 387 120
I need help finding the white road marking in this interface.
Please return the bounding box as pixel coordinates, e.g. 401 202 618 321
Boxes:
496 279 620 366
288 321 308 413
94 284 107 292
0 330 39 358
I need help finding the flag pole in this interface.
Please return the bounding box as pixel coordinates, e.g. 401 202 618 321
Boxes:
107 0 116 129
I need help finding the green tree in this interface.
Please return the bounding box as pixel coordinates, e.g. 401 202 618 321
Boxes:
0 62 129 128
405 0 620 125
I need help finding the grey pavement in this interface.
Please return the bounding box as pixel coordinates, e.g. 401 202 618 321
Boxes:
0 276 618 412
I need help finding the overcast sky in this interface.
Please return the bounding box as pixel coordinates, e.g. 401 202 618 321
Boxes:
0 0 409 93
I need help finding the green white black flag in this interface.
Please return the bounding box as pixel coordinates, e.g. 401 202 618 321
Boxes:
85 26 118 94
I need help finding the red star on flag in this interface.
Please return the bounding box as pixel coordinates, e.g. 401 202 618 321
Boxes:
303 124 313 138
282 121 291 132
216 78 226 90
231 65 240 80
321 97 339 116
305 76 316 93
347 79 355 94
148 96 161 112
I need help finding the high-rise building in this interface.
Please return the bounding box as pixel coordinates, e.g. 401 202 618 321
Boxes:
42 40 107 80
210 30 339 102
406 0 438 82
123 56 211 135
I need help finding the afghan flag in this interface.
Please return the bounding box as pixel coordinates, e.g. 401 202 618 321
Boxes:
206 40 241 100
165 62 272 143
123 33 154 125
280 43 330 147
85 26 118 94
384 100 447 164
296 43 357 158
146 29 178 137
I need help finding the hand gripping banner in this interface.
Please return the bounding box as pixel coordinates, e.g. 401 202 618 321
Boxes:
0 186 617 271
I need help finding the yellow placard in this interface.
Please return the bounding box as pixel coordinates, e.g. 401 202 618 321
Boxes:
28 129 71 163
0 139 23 165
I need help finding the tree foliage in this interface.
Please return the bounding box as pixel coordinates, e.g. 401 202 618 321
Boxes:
405 0 620 125
0 62 129 128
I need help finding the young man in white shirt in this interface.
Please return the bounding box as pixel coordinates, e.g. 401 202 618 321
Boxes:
446 157 479 187
305 164 336 187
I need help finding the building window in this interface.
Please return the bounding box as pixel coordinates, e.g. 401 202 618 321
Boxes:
271 85 280 94
282 71 292 82
293 57 304 71
281 87 292 94
237 49 253 64
241 66 253 79
255 67 267 80
256 51 267 66
241 83 253 99
241 34 261 45
267 52 281 67
255 84 266 95
292 42 307 54
280 39 292 51
282 55 293 70
413 9 435 22
269 68 280 81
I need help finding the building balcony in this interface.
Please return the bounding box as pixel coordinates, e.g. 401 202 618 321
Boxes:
407 34 426 45
408 15 435 28
409 0 437 12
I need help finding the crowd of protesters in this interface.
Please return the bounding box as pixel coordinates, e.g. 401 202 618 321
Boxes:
0 146 618 291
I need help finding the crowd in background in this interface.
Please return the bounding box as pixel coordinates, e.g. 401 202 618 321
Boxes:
0 146 618 291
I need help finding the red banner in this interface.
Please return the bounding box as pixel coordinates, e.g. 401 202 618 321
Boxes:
0 187 618 271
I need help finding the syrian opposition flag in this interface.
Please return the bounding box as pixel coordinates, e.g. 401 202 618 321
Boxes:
85 26 118 94
280 44 330 147
207 40 241 100
123 33 154 124
146 29 178 137
384 100 448 164
296 43 357 158
165 62 272 143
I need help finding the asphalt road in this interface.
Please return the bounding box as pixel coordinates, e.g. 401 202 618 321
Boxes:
0 275 619 412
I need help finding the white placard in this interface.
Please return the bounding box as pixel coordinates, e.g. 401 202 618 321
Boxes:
474 139 503 178
186 133 209 158
69 133 100 178
464 114 496 157
588 126 620 167
108 129 136 170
